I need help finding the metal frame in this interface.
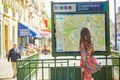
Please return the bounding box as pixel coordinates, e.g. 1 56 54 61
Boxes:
17 52 120 80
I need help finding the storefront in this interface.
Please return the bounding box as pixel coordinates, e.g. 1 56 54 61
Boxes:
18 23 41 47
39 30 51 53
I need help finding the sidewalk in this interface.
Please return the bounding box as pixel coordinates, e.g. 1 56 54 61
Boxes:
0 54 38 80
0 54 41 80
0 58 16 80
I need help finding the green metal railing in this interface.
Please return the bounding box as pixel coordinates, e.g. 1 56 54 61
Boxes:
17 53 39 80
17 51 120 80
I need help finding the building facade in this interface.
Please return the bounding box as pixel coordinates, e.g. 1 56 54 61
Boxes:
110 7 120 49
0 0 47 58
116 12 120 38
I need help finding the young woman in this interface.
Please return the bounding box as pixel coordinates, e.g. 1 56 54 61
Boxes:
80 27 102 80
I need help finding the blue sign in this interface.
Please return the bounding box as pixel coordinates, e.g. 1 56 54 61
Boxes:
18 23 41 38
76 2 105 12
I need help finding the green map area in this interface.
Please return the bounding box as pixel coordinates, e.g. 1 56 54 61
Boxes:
55 14 106 52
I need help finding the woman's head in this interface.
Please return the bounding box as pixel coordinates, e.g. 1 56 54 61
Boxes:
80 27 92 51
80 27 91 41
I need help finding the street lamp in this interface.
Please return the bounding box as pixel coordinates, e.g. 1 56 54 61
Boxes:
114 0 117 50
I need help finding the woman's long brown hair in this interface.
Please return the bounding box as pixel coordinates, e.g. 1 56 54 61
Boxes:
80 27 92 52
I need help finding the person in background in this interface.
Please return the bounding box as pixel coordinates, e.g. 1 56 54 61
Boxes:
8 43 21 78
25 44 32 56
80 27 102 80
19 43 25 55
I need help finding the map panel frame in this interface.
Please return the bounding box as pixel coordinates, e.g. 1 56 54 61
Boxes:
51 1 110 57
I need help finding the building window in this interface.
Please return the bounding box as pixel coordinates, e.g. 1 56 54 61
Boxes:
12 26 15 43
32 0 34 4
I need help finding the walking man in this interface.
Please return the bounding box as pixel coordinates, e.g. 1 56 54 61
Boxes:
8 43 21 78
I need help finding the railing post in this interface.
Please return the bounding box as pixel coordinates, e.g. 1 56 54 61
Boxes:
55 57 57 80
67 60 69 80
17 61 20 80
48 64 50 80
119 57 120 80
36 60 38 80
23 61 25 79
42 60 44 80
105 55 108 80
29 60 31 80
74 63 76 80
99 69 101 80
61 63 63 80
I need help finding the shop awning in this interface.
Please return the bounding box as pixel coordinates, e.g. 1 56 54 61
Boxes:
18 23 41 38
39 30 51 39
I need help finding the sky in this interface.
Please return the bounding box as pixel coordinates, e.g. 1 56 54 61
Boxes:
44 0 120 23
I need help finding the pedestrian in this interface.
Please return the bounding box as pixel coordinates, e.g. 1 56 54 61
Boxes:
25 44 31 56
80 27 102 80
19 43 25 55
8 43 21 78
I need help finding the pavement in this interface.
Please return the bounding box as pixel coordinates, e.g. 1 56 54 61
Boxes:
0 54 52 80
0 58 17 80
